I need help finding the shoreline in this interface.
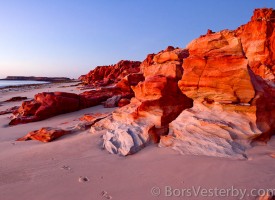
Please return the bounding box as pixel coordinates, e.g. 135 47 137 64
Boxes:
0 80 81 94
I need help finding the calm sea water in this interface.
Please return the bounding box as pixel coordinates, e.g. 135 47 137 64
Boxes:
0 80 49 88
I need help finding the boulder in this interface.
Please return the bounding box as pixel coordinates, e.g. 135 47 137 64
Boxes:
104 95 122 108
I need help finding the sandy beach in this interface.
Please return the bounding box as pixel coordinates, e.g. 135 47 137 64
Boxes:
0 83 274 200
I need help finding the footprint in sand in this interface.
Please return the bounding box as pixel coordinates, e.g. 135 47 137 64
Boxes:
79 176 89 183
61 165 71 171
101 191 112 199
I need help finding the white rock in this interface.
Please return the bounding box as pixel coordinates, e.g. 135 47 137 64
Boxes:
160 101 261 159
91 99 154 156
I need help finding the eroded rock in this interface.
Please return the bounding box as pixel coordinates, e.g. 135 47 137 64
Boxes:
17 127 71 142
79 60 141 86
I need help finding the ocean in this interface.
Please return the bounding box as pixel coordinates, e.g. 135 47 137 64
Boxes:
0 80 49 88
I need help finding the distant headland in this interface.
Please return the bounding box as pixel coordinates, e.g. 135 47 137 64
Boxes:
1 76 73 82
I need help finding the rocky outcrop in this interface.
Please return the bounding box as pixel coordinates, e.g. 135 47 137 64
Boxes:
10 92 80 125
91 8 275 158
10 60 143 125
160 9 275 158
10 87 132 125
79 60 141 86
91 47 193 155
179 30 255 103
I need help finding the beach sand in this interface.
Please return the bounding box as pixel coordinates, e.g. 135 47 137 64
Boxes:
0 83 275 200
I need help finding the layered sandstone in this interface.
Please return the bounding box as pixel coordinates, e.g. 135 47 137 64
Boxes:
161 9 275 158
179 30 255 103
236 8 275 82
160 102 260 159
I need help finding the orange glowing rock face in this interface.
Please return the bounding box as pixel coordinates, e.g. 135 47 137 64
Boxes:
132 47 193 127
133 75 193 126
236 8 275 81
179 31 255 103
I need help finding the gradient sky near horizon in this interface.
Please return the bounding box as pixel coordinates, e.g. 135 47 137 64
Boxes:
0 0 274 79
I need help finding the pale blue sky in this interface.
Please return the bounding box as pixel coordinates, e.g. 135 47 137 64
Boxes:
0 0 274 78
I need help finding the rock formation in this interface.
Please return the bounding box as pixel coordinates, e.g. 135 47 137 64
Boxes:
10 60 144 125
9 88 131 125
91 47 193 155
13 8 275 159
91 8 275 158
179 30 254 103
79 60 141 86
17 127 72 142
161 8 275 158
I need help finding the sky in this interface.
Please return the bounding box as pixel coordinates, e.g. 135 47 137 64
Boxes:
0 0 274 79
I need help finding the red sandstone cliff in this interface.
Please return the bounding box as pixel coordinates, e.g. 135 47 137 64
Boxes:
92 8 275 158
79 60 141 86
